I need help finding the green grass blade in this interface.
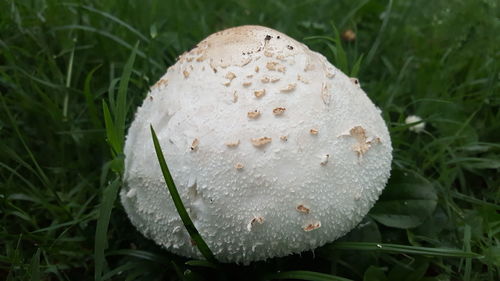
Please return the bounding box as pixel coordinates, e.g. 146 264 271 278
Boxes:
463 225 472 281
52 25 161 70
330 24 348 72
107 77 120 115
106 249 170 263
102 100 121 155
30 248 41 281
83 64 103 129
365 0 393 66
331 242 482 258
185 259 218 269
350 54 364 77
265 270 353 281
62 40 75 121
115 42 138 145
65 4 150 42
94 179 120 281
150 125 217 264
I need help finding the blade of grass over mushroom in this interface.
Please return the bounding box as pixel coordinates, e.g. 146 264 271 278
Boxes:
94 178 120 281
330 242 482 258
150 126 217 264
265 270 353 281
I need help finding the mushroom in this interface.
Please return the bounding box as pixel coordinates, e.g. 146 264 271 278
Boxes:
405 115 426 133
121 25 392 264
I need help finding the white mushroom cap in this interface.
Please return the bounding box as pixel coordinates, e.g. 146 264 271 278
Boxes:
121 25 392 264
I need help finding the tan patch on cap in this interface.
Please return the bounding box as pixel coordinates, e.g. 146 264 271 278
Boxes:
297 75 309 84
303 221 321 231
152 78 168 89
190 138 199 151
273 107 286 115
251 137 272 147
346 126 381 157
247 216 264 231
280 83 296 93
225 140 240 147
296 204 310 214
266 61 286 72
247 110 261 119
254 89 266 98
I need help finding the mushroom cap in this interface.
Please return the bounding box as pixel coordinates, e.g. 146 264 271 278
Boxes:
121 25 392 264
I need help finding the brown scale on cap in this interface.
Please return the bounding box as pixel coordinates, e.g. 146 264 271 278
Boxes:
251 137 272 147
255 66 259 73
183 70 190 78
247 216 265 231
303 221 321 232
232 91 238 103
280 83 296 93
271 77 280 83
247 110 261 119
266 61 286 72
326 71 335 79
345 126 381 157
190 138 199 151
264 51 273 57
223 72 237 87
276 55 286 61
254 89 266 98
261 76 270 83
310 128 319 135
304 62 315 72
321 82 332 105
297 75 309 84
280 135 288 142
234 163 244 170
241 57 252 66
273 107 286 115
196 54 207 62
152 78 168 89
225 72 236 81
225 140 240 147
296 204 310 214
242 81 252 87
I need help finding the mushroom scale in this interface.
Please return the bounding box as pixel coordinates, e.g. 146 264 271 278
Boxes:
121 25 392 264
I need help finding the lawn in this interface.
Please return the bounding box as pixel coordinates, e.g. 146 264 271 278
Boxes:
1 0 499 280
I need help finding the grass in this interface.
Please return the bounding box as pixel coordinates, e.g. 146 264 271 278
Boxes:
0 0 499 280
